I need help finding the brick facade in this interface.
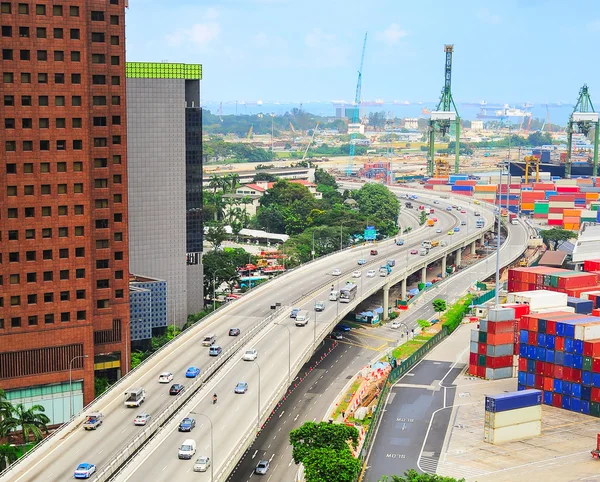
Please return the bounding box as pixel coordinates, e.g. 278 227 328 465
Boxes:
0 0 128 406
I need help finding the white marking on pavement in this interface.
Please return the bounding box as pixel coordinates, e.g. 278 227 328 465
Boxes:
279 411 285 418
294 414 299 421
162 465 168 471
252 450 258 459
269 454 275 462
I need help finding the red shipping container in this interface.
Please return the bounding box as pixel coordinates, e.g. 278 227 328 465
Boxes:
487 355 513 369
556 186 581 193
572 368 582 383
563 367 572 381
534 375 544 389
543 377 554 391
548 219 563 226
556 336 565 351
487 332 514 345
566 285 600 297
554 365 564 379
468 364 478 376
527 317 539 332
519 317 529 331
478 343 486 355
552 393 562 407
477 366 486 378
584 259 600 272
557 273 599 289
592 387 600 403
528 331 538 346
518 357 527 371
535 361 545 375
593 309 600 317
593 358 600 372
469 352 478 365
547 320 557 335
488 320 516 334
512 304 531 318
584 340 600 358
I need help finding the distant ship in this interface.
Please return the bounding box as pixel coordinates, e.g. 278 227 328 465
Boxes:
421 107 431 115
477 105 532 119
361 99 385 106
393 100 411 105
462 100 488 107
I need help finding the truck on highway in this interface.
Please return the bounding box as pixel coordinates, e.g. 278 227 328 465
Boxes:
476 219 484 228
295 310 310 326
422 240 432 249
427 219 434 227
379 265 392 277
419 248 429 256
124 388 146 408
83 412 104 430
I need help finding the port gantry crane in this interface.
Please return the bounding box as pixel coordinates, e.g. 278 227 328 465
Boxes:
347 32 367 176
428 44 461 176
565 84 599 178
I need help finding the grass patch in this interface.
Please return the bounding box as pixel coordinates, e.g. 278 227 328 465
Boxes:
391 332 436 360
332 379 362 419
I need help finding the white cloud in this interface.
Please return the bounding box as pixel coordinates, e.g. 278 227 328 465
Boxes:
476 8 501 25
165 8 221 49
375 24 408 46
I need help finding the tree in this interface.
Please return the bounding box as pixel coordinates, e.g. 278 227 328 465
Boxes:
253 172 278 182
379 470 465 482
201 248 249 301
419 211 428 225
303 447 361 482
289 421 359 464
208 174 223 194
314 167 338 188
0 444 18 471
432 298 447 317
205 221 228 250
0 388 12 421
540 228 576 250
0 403 50 443
355 183 400 225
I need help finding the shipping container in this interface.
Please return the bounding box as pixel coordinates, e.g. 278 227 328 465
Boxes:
486 344 515 357
573 321 600 341
485 366 513 380
484 405 542 429
567 297 594 314
506 291 568 310
488 307 516 322
483 420 541 444
485 389 542 413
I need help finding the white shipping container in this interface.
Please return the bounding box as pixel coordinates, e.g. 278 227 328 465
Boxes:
580 290 600 301
479 319 488 332
486 343 514 357
574 322 600 341
507 291 568 311
470 341 479 354
484 420 541 444
470 330 479 342
484 405 542 429
530 306 575 314
555 179 578 186
485 367 513 380
488 307 515 322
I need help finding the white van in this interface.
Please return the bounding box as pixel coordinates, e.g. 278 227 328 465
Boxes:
329 290 339 301
202 334 216 346
124 388 145 408
178 439 197 459
295 310 310 326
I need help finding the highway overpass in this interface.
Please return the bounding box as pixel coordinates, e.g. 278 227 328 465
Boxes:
2 190 512 482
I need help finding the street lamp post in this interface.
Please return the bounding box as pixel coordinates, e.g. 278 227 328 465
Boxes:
312 230 316 261
69 354 89 419
250 360 261 434
313 304 318 349
274 323 291 386
190 412 214 482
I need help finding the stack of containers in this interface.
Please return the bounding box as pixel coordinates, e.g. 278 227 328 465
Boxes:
567 297 594 314
507 267 600 296
520 191 546 214
563 208 582 230
580 291 600 309
508 267 569 293
473 184 496 203
469 307 529 380
517 311 600 416
533 200 549 220
448 174 468 185
484 389 542 444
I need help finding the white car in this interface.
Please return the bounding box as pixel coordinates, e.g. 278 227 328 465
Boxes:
367 270 376 278
158 372 174 384
331 268 342 276
352 271 361 278
391 320 402 329
433 200 439 204
133 413 151 426
194 456 211 472
436 228 442 233
243 349 258 361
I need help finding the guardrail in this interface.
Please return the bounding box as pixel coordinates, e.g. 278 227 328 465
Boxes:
93 305 288 482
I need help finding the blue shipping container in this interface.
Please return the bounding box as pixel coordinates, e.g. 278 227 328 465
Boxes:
583 371 592 386
538 319 547 334
520 344 528 358
527 373 535 387
543 391 553 405
537 333 546 347
592 373 600 388
518 383 526 391
555 351 565 365
582 399 591 415
564 353 574 368
518 371 527 385
545 349 555 364
567 297 594 314
582 385 592 401
571 383 582 399
574 339 584 355
574 354 583 370
527 359 536 374
547 334 556 350
527 345 536 359
562 395 572 410
563 381 572 394
572 397 581 413
485 389 542 413
556 322 565 337
536 346 546 361
565 338 574 353
520 330 529 344
553 378 563 394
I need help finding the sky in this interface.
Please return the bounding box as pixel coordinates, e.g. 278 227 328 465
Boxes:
126 0 600 104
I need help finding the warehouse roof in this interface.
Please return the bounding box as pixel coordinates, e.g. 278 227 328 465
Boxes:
538 250 568 267
572 224 600 263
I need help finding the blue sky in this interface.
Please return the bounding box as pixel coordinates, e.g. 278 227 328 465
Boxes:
126 0 600 104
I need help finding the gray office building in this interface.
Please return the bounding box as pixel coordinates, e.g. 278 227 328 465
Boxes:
126 62 204 326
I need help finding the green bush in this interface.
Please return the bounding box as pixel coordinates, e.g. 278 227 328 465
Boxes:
417 319 431 329
442 294 473 334
388 312 399 320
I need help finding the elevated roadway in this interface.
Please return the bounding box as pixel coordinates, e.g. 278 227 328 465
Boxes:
2 191 497 482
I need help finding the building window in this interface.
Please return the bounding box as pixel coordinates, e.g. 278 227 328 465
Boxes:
5 118 14 128
11 317 21 328
91 53 105 64
25 229 35 239
111 76 120 86
112 136 121 145
38 95 47 106
22 140 32 151
28 294 37 304
73 140 82 150
40 163 49 172
44 292 53 303
44 314 54 324
59 248 68 258
74 183 83 193
10 274 19 284
110 35 119 45
113 174 122 184
69 28 79 40
110 55 119 65
1 3 11 13
93 116 107 126
43 270 53 280
115 289 124 299
57 184 67 194
71 51 80 61
96 260 109 269
91 10 105 21
38 72 47 83
25 251 36 261
113 155 122 164
69 5 79 16
4 95 14 106
56 118 65 128
97 300 109 309
61 312 70 322
2 25 12 36
59 270 69 280
75 226 84 236
72 96 81 106
54 50 64 61
93 96 106 106
58 205 67 215
39 140 50 150
18 3 28 14
55 96 65 106
114 250 123 260
95 199 108 208
94 138 107 147
111 96 120 105
36 4 46 15
37 50 47 61
58 227 68 237
114 213 122 222
21 72 31 83
42 207 51 216
75 247 85 257
36 27 45 38
96 239 109 249
91 32 105 42
5 141 16 151
95 219 109 229
3 72 13 83
97 279 109 289
54 73 65 84
71 73 81 84
72 118 82 128
6 163 16 173
24 185 34 195
18 26 29 37
76 290 86 300
41 185 51 194
9 252 19 262
56 140 66 150
114 194 122 203
28 316 38 325
27 272 36 283
52 4 62 15
2 48 12 59
74 205 84 215
8 230 18 240
92 75 106 85
73 161 83 171
39 118 48 128
42 229 51 239
24 207 34 217
110 15 119 25
10 295 20 306
77 311 86 320
53 27 62 38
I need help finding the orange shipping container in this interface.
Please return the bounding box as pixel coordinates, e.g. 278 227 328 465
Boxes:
521 203 535 210
474 185 497 192
486 332 514 345
564 209 582 217
586 193 599 201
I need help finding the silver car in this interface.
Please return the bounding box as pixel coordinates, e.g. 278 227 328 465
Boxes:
255 459 269 475
314 301 325 312
193 456 211 472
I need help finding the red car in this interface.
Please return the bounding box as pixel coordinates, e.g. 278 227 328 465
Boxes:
370 249 378 256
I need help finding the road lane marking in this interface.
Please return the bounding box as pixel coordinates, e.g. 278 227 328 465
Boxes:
269 454 275 462
252 450 258 459
278 411 285 418
162 465 168 471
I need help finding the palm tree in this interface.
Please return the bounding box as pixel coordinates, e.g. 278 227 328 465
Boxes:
0 444 18 471
0 403 50 444
208 174 223 195
229 173 240 193
0 389 12 422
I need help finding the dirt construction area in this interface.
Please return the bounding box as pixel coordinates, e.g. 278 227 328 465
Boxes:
437 369 600 481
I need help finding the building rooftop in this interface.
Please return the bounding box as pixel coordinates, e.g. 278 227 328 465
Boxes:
538 250 568 267
125 62 202 80
572 224 600 263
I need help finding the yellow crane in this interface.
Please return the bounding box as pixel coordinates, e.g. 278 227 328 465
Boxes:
523 155 540 183
246 124 253 140
435 154 451 178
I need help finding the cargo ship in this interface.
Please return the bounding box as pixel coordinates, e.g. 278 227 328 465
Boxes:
477 105 532 120
509 146 594 178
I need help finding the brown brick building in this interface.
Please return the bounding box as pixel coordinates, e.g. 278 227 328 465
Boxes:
0 0 129 421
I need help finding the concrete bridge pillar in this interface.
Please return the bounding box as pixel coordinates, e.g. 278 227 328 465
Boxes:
455 248 462 266
401 278 407 300
383 285 390 321
441 255 447 278
421 265 427 284
471 240 477 254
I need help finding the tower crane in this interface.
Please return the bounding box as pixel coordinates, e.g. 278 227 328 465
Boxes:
565 84 599 178
428 45 461 176
347 32 367 176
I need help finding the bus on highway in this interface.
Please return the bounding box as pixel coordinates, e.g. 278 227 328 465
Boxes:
339 283 358 303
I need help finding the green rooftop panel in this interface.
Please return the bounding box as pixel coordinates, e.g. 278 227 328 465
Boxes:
126 62 202 80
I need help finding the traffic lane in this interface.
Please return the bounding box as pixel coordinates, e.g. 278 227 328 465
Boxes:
230 341 372 482
363 361 460 482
